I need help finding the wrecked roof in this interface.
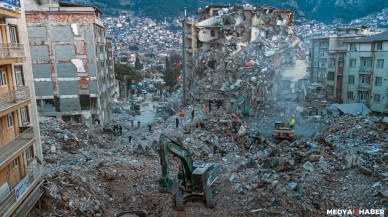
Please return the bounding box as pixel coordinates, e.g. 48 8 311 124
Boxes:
329 103 371 115
344 31 388 43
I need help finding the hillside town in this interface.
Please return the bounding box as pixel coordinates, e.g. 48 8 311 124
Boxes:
0 1 387 217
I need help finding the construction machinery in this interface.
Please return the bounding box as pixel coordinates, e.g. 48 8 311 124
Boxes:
158 134 218 210
273 111 294 141
130 102 141 115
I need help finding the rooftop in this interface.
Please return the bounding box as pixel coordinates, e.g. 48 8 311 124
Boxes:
344 31 388 43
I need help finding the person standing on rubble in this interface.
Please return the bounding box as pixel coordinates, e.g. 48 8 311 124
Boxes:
191 109 195 120
137 120 141 128
128 135 133 144
130 119 134 128
208 101 212 113
176 117 179 128
290 118 295 129
205 105 209 115
148 124 152 133
179 109 184 117
119 125 122 135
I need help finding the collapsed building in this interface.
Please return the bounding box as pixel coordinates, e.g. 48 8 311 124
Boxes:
183 5 307 114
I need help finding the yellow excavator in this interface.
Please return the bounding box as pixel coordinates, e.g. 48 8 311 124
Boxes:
273 111 294 141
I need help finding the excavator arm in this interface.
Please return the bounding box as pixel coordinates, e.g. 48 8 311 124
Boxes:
158 134 194 194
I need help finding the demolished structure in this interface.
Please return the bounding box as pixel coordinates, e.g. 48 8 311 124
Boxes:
183 5 307 114
25 1 115 125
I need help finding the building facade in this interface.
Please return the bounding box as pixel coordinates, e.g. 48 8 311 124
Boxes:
25 1 112 125
342 31 388 113
106 37 117 100
0 0 44 216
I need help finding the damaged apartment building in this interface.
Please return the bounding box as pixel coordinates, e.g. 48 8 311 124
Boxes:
24 1 114 124
183 5 306 115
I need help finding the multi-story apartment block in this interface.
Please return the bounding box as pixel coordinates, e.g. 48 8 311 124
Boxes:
25 1 112 124
106 37 117 100
342 31 388 113
0 0 44 216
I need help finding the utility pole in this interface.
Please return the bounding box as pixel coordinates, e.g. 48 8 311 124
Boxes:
182 7 187 105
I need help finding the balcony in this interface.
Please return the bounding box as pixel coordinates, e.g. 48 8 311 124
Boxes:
359 67 372 74
357 83 371 91
0 86 30 116
0 0 21 18
0 43 25 64
0 127 35 168
0 164 43 217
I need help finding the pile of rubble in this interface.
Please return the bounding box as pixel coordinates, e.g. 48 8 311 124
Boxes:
187 5 306 115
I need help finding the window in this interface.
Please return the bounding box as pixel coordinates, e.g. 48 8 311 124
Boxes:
375 77 382 86
347 91 353 99
329 59 335 67
1 70 7 86
373 94 381 103
362 58 372 67
350 43 357 51
348 75 355 84
349 59 356 68
20 107 29 125
14 66 24 86
377 59 384 68
7 113 13 128
9 25 18 43
320 42 328 48
12 158 18 169
319 71 326 78
360 75 371 84
359 92 369 100
376 42 382 50
327 71 334 81
26 145 34 161
319 52 325 57
319 62 326 68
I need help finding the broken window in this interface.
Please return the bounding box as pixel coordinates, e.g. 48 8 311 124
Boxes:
90 97 98 109
14 65 24 87
360 75 371 84
0 70 7 86
7 113 13 128
373 94 381 103
348 75 355 84
349 59 356 68
377 59 384 68
347 91 353 100
20 106 29 125
359 92 369 101
376 42 382 50
211 29 215 37
350 43 357 51
375 76 382 86
362 58 372 68
26 145 34 162
327 72 334 81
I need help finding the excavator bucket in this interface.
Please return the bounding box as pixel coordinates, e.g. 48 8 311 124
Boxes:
158 176 178 194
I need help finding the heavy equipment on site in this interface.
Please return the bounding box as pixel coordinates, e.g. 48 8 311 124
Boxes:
158 134 219 210
273 111 295 141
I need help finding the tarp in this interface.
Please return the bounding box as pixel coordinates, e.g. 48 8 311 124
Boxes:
329 103 371 115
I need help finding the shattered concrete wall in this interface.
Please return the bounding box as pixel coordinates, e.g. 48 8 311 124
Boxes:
185 5 306 114
26 5 111 124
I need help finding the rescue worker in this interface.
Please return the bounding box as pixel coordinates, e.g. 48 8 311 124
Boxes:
179 109 184 117
130 119 134 128
137 120 141 128
290 118 295 129
205 105 209 115
128 135 133 144
176 117 179 128
191 109 195 120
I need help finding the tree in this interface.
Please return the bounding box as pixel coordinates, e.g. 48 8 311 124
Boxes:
163 67 180 91
135 56 143 70
114 63 142 83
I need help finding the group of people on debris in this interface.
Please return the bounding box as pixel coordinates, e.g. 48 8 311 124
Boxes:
175 100 222 128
